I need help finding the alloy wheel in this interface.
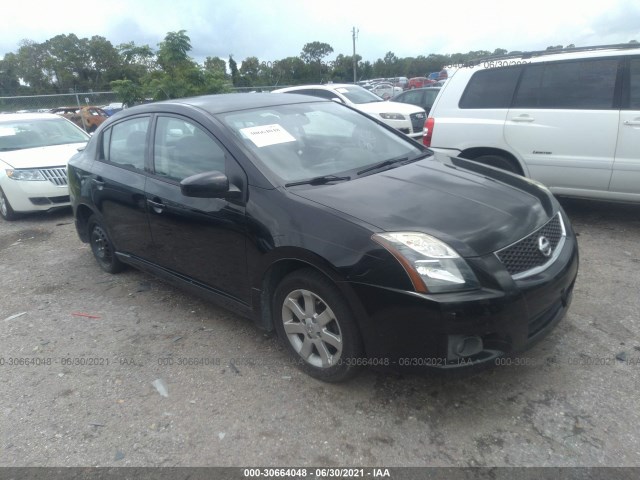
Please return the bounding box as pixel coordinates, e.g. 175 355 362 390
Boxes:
281 288 343 368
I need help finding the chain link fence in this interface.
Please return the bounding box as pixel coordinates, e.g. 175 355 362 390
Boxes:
0 91 120 114
0 87 295 114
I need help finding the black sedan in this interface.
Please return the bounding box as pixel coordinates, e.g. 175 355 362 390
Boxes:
68 93 578 382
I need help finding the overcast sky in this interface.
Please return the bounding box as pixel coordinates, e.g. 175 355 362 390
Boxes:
1 0 639 64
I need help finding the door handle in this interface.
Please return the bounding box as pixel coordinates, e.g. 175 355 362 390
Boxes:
147 198 165 214
623 120 640 126
92 177 105 189
512 115 535 122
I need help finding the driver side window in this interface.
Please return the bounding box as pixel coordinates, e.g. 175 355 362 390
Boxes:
153 116 226 182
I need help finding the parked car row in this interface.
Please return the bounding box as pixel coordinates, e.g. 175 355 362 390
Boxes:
369 82 403 100
358 70 448 94
49 106 109 133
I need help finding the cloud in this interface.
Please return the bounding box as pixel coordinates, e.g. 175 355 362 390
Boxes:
1 0 638 67
590 2 640 40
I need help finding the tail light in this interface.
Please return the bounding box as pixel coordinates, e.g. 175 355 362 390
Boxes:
423 117 435 147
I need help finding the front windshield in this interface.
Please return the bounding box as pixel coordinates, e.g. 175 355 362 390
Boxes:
335 86 383 104
219 101 427 184
0 117 89 152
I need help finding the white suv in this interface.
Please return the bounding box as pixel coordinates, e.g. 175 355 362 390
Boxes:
426 44 640 203
272 84 426 140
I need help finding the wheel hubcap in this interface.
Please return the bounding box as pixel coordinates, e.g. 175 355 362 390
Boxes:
282 289 343 368
91 227 110 262
0 195 7 217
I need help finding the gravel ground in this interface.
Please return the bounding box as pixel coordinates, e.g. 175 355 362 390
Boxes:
0 197 639 468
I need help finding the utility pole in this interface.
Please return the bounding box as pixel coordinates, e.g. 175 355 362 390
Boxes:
352 27 358 83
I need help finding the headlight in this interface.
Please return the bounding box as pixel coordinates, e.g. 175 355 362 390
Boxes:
372 232 480 293
379 113 406 120
6 169 46 181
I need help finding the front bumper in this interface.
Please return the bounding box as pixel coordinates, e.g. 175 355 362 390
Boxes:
349 234 579 371
1 178 70 212
378 118 423 140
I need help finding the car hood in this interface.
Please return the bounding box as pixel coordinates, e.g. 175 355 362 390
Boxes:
0 143 87 169
354 101 425 116
291 155 555 257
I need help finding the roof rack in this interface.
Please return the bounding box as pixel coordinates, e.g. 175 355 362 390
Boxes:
477 43 640 63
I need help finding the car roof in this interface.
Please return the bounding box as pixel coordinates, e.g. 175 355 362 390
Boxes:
124 92 330 116
0 113 62 121
473 43 640 66
276 84 357 92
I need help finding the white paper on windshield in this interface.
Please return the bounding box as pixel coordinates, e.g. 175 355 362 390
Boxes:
335 88 349 94
240 124 296 148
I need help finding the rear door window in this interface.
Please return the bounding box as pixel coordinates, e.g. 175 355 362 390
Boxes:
513 58 619 109
102 117 150 171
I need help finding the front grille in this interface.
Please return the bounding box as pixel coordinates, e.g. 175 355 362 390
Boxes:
410 112 426 133
495 214 566 278
39 167 67 186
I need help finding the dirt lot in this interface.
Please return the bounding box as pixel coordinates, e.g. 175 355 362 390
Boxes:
1 198 639 468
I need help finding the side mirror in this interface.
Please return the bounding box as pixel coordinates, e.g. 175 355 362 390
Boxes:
331 97 345 104
180 171 241 199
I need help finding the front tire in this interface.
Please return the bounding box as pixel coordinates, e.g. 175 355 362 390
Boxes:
88 215 124 273
0 187 18 221
273 269 363 382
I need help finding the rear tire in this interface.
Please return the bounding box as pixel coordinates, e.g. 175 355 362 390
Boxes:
0 187 18 221
88 215 124 273
472 154 520 174
273 269 363 382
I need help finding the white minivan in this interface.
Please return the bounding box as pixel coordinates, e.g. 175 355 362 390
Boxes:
426 44 640 203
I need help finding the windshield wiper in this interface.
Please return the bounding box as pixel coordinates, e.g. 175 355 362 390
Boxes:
357 152 432 176
285 174 351 187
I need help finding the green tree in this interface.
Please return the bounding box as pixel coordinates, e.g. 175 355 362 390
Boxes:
359 60 373 81
204 56 226 76
110 79 145 107
157 30 193 73
147 30 201 100
43 33 92 92
88 35 122 89
228 55 239 86
0 53 20 95
331 53 361 82
239 56 261 86
372 51 399 78
15 39 52 93
300 41 334 63
117 41 155 84
270 56 306 85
